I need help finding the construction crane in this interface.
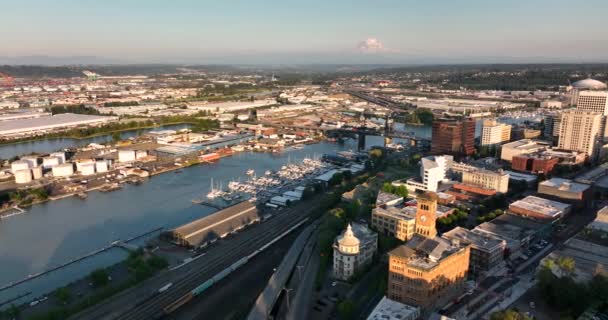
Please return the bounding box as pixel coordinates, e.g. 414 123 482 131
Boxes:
0 72 14 87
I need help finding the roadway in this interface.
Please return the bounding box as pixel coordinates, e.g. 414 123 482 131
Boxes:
69 193 329 320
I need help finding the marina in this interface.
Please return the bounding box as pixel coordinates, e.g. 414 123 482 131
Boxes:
0 138 381 307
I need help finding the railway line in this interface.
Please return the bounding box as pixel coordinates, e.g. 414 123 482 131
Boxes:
70 196 324 320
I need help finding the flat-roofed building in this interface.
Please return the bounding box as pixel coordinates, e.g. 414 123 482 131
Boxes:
540 236 608 283
442 227 506 275
538 177 592 208
501 139 550 161
462 169 509 193
589 206 608 232
372 206 417 241
509 196 571 222
0 113 118 138
512 153 559 174
481 119 511 146
431 118 475 157
367 296 421 320
473 213 550 258
163 201 260 248
558 110 603 160
406 155 452 193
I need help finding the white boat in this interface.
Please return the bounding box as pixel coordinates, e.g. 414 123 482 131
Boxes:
246 169 255 176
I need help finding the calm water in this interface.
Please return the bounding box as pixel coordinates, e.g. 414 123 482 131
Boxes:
0 124 192 160
0 137 391 306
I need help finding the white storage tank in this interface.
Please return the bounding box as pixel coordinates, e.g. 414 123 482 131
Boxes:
21 156 39 168
52 163 75 177
135 150 148 160
14 169 32 184
11 160 31 173
42 156 61 169
80 163 96 176
118 150 136 163
95 160 109 173
50 152 66 164
76 159 95 172
31 166 43 180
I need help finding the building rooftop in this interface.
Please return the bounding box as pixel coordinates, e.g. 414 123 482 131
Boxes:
473 213 545 243
509 196 570 219
572 78 608 90
389 235 467 271
503 170 538 183
376 191 403 206
502 139 550 151
442 226 505 253
366 296 420 320
374 206 417 221
0 113 117 135
589 206 608 232
539 178 591 194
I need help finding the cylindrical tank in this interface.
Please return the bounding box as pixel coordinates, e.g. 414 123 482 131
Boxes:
14 169 33 184
11 160 31 173
42 156 61 169
95 160 109 173
21 156 39 168
31 166 43 180
80 163 96 176
52 163 74 177
76 159 95 172
118 150 136 163
50 152 66 164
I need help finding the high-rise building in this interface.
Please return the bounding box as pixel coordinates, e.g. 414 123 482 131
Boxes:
431 118 475 157
543 113 562 141
576 91 608 115
388 192 470 312
480 119 511 146
557 110 603 160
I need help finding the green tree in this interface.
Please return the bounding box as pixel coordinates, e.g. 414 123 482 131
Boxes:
490 309 532 320
89 268 109 287
54 287 71 304
337 299 355 320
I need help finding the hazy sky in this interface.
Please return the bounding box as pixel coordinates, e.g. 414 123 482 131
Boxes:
1 0 608 64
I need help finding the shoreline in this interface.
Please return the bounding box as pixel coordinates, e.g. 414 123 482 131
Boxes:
0 121 197 147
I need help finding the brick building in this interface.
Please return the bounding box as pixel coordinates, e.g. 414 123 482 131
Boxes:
431 118 476 157
512 154 559 174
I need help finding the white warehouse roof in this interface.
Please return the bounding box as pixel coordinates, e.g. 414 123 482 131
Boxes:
0 113 118 136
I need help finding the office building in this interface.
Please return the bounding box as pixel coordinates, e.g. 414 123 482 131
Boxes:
557 110 603 160
543 113 561 141
576 91 608 115
406 155 453 193
388 192 470 311
372 206 417 241
462 169 509 193
442 227 506 275
500 139 550 161
431 118 475 157
333 223 378 281
481 119 511 146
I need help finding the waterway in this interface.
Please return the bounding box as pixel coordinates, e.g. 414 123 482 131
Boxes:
0 135 396 307
0 123 193 160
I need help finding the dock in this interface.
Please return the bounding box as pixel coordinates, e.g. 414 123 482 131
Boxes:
0 206 25 220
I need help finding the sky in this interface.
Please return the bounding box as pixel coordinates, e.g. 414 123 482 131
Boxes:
1 0 608 64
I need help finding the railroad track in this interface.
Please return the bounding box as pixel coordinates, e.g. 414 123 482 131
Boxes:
72 199 320 320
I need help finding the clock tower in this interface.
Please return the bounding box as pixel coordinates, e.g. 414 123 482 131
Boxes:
415 192 438 238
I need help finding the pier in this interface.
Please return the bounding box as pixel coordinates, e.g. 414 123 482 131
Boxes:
0 206 25 220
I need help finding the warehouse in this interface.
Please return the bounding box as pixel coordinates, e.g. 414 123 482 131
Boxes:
0 113 118 137
163 201 260 248
509 196 571 222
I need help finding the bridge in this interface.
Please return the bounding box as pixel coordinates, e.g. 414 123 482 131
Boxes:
345 89 415 113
